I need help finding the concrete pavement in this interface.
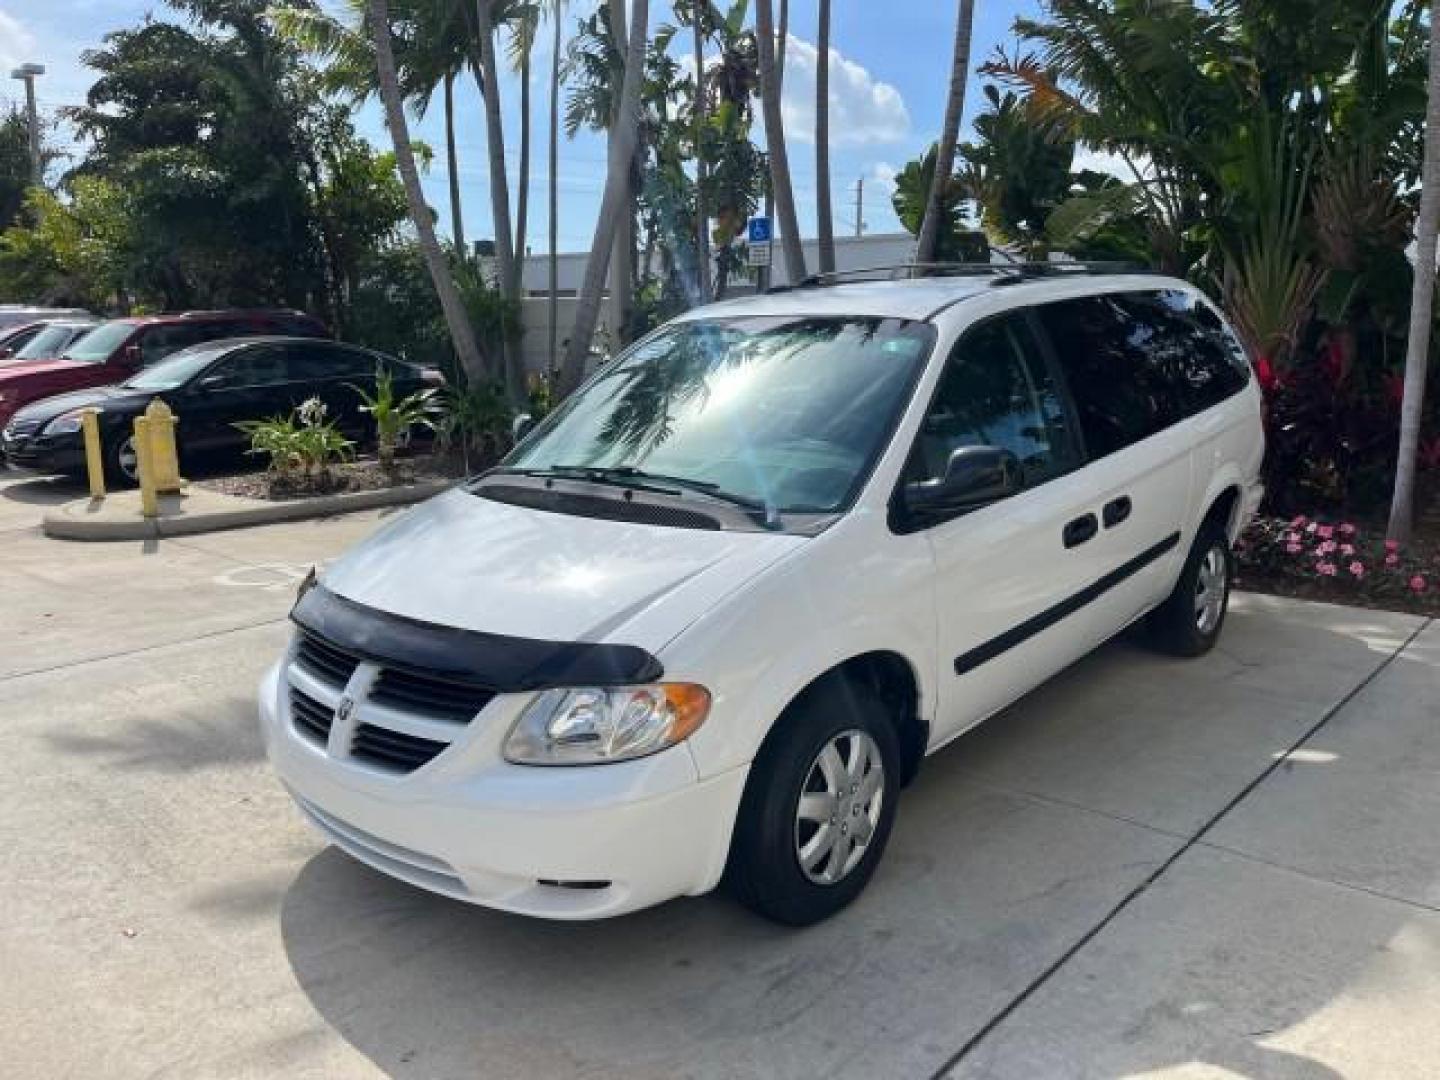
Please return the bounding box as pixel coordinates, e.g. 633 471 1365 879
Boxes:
1 472 1436 1079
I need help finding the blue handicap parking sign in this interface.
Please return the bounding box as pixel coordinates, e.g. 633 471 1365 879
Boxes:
747 217 773 244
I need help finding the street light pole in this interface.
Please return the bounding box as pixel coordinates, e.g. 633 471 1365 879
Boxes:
10 63 46 186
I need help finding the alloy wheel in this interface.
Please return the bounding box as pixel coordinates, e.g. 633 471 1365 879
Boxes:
793 729 886 886
1194 545 1228 635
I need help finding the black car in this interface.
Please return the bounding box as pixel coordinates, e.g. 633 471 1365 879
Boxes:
1 336 433 482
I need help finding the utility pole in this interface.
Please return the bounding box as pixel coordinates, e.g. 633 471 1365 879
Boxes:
854 177 864 237
9 63 45 186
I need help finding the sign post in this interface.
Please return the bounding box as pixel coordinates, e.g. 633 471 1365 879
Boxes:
747 217 773 289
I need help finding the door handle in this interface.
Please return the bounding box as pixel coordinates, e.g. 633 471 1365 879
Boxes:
1063 513 1099 549
1103 496 1133 528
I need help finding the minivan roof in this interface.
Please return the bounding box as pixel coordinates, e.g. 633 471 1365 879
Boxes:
678 269 1191 324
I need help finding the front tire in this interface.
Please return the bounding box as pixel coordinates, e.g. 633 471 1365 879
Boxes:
104 433 140 487
1146 521 1232 657
726 679 901 926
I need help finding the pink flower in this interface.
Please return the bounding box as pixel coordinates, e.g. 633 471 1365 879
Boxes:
1316 562 1339 577
1340 544 1356 557
1349 561 1366 579
1317 525 1335 540
1286 542 1303 555
1386 539 1401 553
1317 540 1338 555
1306 522 1319 534
1291 515 1309 528
1339 523 1357 536
1411 575 1428 594
1283 531 1300 544
1386 553 1401 567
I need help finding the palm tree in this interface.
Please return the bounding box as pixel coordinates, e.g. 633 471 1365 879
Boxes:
754 0 805 282
1388 9 1440 543
547 0 564 378
560 0 650 394
443 71 465 254
676 0 715 300
815 0 834 274
366 0 488 382
508 4 540 282
475 0 518 301
607 0 636 343
917 0 974 266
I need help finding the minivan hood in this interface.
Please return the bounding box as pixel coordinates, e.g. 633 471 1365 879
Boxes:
320 487 806 654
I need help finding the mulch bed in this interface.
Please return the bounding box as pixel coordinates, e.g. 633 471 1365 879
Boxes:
195 454 464 502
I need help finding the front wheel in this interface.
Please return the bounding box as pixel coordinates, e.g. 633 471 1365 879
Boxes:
104 433 140 487
1146 521 1232 657
726 679 901 925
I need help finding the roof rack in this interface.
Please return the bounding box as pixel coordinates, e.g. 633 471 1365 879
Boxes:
768 260 1154 294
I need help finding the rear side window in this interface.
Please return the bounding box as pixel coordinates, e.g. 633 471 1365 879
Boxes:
1036 290 1248 459
286 342 377 380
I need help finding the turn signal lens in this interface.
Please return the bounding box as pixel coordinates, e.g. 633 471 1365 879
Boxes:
504 683 711 765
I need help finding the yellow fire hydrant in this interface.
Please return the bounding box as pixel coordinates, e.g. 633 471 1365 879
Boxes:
133 398 182 518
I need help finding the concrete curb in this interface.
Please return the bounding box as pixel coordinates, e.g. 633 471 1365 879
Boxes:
43 479 453 541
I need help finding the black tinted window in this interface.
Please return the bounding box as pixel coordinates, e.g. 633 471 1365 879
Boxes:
910 315 1073 487
138 324 218 366
209 345 291 386
286 343 376 380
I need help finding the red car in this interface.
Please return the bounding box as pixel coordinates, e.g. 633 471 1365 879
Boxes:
0 309 327 427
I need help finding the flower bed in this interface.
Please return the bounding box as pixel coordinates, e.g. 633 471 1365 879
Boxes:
196 453 463 502
1235 515 1440 616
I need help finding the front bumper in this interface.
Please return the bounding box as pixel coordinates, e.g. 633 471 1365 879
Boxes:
259 662 749 919
0 428 85 474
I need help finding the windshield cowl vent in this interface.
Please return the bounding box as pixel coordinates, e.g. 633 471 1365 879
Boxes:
475 483 723 531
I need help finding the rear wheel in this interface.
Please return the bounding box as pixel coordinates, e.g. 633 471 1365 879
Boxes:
726 679 900 925
1146 521 1232 657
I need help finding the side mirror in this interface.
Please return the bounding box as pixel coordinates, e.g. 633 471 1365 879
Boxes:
903 445 1023 520
511 413 535 443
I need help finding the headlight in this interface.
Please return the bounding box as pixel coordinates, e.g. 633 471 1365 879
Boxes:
504 683 710 765
46 408 96 434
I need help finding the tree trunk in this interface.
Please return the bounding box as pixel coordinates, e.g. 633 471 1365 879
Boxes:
548 0 563 379
516 33 532 274
444 72 466 257
476 0 524 404
476 0 517 298
916 0 974 267
367 0 488 383
692 7 711 302
606 0 635 346
755 0 805 283
815 0 835 275
1388 9 1440 543
559 0 650 395
776 0 788 91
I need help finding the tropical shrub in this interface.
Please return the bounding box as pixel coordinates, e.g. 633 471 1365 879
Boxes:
435 379 514 473
349 367 439 471
235 397 353 491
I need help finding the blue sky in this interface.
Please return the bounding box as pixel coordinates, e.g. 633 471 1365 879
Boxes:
1 0 1042 252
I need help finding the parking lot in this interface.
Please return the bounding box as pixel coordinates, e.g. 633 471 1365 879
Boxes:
3 472 1438 1079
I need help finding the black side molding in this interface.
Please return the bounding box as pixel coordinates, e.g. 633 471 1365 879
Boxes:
955 532 1182 676
292 585 664 691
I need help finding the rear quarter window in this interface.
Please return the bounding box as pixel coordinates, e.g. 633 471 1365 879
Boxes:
1036 289 1250 460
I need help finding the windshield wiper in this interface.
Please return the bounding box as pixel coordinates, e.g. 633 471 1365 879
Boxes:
496 465 783 529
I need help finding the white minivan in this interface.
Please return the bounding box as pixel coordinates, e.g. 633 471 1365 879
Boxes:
259 269 1264 925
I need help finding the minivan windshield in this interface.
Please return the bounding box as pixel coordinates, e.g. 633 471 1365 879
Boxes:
121 342 232 391
60 321 136 363
505 316 934 515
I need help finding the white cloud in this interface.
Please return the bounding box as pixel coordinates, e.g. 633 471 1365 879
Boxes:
868 161 899 194
0 9 39 80
1072 145 1139 182
779 38 909 148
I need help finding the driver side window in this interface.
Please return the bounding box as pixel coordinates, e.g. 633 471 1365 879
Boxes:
909 314 1073 487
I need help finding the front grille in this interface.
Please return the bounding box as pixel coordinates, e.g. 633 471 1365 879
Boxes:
290 688 333 746
370 668 495 722
350 723 449 773
295 630 360 688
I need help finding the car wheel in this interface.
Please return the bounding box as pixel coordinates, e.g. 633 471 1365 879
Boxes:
1146 520 1232 657
726 678 901 926
106 434 140 487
